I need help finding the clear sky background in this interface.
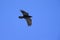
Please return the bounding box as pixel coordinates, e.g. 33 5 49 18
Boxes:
0 0 60 40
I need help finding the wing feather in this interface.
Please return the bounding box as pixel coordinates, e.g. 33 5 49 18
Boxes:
20 10 29 16
25 18 32 26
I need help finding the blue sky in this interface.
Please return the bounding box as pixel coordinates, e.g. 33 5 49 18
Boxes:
0 0 60 40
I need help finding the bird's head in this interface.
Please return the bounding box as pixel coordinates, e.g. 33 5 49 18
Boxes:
18 16 24 19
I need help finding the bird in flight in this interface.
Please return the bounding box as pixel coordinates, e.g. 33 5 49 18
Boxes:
19 10 32 26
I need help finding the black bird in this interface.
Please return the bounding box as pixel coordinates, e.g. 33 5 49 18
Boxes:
19 10 32 26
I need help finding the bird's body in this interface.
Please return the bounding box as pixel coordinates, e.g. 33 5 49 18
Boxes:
19 10 32 26
19 15 32 19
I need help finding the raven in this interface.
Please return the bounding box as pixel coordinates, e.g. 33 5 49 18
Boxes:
19 10 32 26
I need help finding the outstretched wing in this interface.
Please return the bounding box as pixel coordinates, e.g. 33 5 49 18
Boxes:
20 10 29 16
25 18 32 26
